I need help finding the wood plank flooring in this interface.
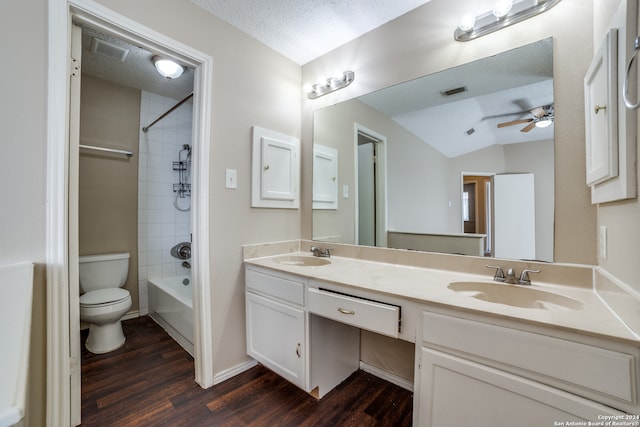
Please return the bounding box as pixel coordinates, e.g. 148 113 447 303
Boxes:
81 316 413 426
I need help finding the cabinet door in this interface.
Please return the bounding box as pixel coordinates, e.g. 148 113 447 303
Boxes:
312 144 338 210
251 126 300 208
416 348 622 427
584 29 618 187
246 292 305 389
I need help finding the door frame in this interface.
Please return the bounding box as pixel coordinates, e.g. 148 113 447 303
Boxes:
353 124 387 248
46 1 214 425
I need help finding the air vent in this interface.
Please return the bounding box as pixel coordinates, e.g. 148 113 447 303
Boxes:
440 86 468 97
91 37 129 62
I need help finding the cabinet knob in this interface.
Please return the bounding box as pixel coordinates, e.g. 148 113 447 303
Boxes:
337 307 355 315
264 164 270 170
594 104 607 114
296 343 301 358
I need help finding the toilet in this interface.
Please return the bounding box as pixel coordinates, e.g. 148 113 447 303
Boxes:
79 252 132 354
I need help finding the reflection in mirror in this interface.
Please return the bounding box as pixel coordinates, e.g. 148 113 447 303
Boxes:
312 38 554 262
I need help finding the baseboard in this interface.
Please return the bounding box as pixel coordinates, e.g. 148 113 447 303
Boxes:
359 361 414 391
213 359 258 386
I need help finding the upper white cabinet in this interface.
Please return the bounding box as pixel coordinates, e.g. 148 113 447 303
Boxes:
584 29 619 187
312 144 338 210
251 126 300 209
585 0 638 203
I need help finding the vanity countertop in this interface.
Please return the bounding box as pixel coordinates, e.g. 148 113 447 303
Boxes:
245 253 639 345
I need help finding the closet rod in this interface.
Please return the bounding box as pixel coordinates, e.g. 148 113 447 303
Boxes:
142 92 194 133
79 144 133 158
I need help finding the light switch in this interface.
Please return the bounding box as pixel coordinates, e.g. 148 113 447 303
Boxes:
225 169 237 189
599 225 607 260
343 185 349 198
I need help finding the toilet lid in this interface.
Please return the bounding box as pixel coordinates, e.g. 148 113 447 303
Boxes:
80 288 130 306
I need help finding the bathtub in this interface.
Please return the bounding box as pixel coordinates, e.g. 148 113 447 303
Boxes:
148 276 194 356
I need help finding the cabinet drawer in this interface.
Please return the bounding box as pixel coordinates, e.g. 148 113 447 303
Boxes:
308 288 400 338
245 267 304 306
421 311 636 405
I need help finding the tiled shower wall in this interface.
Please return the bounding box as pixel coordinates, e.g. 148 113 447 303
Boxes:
137 91 192 315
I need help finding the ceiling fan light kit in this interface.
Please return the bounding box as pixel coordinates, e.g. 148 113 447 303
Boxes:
455 0 562 42
497 104 555 132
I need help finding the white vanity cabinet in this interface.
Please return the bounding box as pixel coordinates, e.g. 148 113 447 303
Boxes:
245 266 307 389
244 264 363 398
414 308 638 427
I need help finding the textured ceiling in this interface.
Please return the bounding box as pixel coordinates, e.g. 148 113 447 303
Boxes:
358 39 554 158
80 26 194 100
190 0 433 64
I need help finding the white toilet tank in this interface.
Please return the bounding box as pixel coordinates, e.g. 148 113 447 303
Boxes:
79 252 130 293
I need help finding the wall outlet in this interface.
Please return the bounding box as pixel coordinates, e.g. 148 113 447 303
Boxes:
599 225 607 260
225 169 237 189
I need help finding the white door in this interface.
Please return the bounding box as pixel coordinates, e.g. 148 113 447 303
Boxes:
246 292 306 388
358 142 376 246
493 174 535 260
261 136 297 201
312 144 338 209
417 348 623 427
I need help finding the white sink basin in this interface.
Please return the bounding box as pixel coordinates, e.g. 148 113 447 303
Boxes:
448 281 584 311
273 255 331 267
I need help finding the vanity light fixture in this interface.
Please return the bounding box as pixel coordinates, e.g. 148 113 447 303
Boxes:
455 0 562 42
153 55 184 79
307 71 355 99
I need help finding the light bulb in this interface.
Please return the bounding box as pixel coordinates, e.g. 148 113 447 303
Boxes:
535 119 552 128
153 56 184 79
492 0 513 18
458 13 476 32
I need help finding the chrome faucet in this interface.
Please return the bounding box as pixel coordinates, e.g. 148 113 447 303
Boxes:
518 269 541 286
486 265 506 282
310 246 332 258
504 268 518 284
486 265 541 285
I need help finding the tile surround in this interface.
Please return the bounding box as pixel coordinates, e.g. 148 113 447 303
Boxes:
137 91 193 314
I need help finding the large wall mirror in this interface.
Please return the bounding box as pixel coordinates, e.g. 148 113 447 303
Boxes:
312 38 555 262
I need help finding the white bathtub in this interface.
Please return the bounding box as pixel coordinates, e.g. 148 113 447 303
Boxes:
148 276 194 356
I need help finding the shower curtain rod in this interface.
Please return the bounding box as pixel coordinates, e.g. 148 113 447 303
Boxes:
142 92 193 133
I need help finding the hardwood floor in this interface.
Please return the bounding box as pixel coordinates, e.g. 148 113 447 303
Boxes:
81 316 413 426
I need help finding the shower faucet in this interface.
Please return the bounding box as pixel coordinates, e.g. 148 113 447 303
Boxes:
171 242 191 260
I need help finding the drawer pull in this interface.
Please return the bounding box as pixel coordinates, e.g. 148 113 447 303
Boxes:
337 307 355 315
296 343 301 358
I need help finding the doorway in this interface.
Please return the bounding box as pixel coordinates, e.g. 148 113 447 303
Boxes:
462 174 492 256
47 1 213 425
355 125 387 247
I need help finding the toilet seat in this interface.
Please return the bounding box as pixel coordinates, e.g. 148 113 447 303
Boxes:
80 288 130 307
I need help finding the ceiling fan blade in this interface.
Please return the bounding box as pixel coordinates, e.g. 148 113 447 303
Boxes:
520 121 537 132
497 118 533 128
531 107 546 118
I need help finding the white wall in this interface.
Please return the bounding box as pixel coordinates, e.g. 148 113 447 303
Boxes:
1 0 48 424
137 91 193 315
593 0 640 290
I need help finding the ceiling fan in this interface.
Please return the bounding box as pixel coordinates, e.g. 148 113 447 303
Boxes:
497 104 554 132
